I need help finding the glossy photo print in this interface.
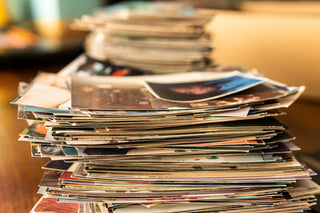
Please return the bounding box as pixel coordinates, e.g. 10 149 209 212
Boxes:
144 72 265 102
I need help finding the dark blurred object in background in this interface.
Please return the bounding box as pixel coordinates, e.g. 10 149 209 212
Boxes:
157 0 243 10
0 0 102 66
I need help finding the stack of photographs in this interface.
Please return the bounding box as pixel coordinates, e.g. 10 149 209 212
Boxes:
12 68 320 212
72 1 215 74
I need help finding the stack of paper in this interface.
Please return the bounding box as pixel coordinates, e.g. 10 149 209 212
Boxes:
12 68 320 212
72 1 214 74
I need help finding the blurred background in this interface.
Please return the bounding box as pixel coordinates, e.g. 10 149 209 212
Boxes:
0 0 320 99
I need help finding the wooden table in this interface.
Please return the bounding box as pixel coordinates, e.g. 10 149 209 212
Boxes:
0 65 62 213
0 67 319 212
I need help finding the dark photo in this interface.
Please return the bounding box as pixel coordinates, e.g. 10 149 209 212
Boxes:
145 73 264 102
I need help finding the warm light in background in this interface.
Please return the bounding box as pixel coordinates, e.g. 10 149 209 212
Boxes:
209 1 320 100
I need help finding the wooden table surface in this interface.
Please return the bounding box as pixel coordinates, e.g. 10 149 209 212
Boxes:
0 66 319 212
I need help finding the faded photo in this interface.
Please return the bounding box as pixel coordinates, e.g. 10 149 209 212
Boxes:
40 145 65 156
13 83 71 109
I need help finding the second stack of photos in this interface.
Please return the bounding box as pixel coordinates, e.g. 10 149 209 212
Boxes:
72 1 215 74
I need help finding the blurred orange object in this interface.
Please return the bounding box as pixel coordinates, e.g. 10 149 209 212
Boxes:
6 26 37 48
0 26 37 49
0 0 9 26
